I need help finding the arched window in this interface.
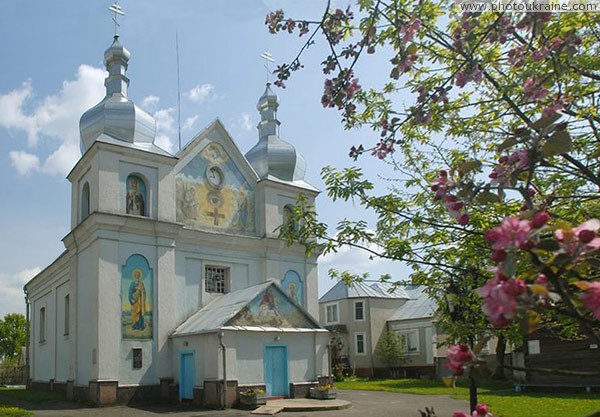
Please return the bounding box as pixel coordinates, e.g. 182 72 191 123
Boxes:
126 175 147 216
80 182 90 220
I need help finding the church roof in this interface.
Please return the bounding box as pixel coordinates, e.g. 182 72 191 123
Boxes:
79 35 166 156
171 281 326 337
387 285 437 321
319 280 410 303
245 84 308 183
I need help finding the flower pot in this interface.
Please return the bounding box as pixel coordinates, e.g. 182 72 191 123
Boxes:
310 387 337 400
239 393 267 406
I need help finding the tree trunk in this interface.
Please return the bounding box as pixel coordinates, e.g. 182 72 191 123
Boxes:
492 334 506 380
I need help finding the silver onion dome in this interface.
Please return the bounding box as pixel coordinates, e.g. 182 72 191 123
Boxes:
245 83 306 182
79 35 156 153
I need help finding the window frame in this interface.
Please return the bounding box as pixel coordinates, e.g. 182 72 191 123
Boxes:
354 332 367 356
397 329 420 354
64 294 70 336
39 307 46 344
132 348 143 369
325 302 339 324
204 265 229 294
353 300 365 321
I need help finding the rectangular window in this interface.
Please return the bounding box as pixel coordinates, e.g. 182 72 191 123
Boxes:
355 333 366 355
205 266 228 293
398 330 420 353
354 301 364 321
326 304 338 323
133 348 143 369
64 295 70 336
39 307 46 343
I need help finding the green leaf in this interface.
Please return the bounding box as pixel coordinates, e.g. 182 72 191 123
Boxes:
542 130 573 157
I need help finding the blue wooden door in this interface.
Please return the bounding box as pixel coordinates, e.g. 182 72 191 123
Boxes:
179 352 195 401
264 345 288 396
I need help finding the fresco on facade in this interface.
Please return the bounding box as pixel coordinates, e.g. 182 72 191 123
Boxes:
282 270 304 307
126 175 147 216
121 254 153 339
176 142 255 235
228 285 317 328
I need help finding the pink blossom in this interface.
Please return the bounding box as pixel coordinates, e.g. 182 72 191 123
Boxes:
484 217 532 251
445 344 473 376
477 275 527 327
523 77 549 101
400 18 421 43
531 211 550 229
489 150 529 186
555 219 600 255
371 141 394 159
453 413 469 417
474 403 489 415
577 281 600 320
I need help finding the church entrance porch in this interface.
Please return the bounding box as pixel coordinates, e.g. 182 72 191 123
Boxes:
264 345 288 397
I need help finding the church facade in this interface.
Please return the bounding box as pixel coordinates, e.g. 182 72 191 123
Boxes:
24 34 329 407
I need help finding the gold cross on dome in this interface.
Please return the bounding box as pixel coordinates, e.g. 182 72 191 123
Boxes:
108 2 125 37
260 51 275 83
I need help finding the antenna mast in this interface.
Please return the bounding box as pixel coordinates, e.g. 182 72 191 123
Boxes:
176 31 182 151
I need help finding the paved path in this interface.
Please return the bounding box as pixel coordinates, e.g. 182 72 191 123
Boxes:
3 389 469 417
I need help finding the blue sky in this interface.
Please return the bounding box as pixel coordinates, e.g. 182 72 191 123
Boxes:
0 0 404 318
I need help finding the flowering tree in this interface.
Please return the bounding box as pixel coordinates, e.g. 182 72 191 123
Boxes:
268 0 600 392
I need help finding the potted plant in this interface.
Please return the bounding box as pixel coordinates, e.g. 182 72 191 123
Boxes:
239 388 267 406
310 383 337 400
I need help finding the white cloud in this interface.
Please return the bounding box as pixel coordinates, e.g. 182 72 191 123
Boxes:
240 112 253 131
9 151 40 176
155 134 176 154
186 83 214 102
0 267 42 318
183 115 198 131
140 95 160 111
154 107 175 131
0 65 106 176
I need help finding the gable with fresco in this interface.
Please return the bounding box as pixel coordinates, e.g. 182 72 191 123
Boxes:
175 142 255 235
228 284 318 329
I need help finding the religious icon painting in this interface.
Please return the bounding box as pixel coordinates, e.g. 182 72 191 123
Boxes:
126 174 147 216
282 270 304 307
228 284 316 329
121 254 153 339
175 140 255 234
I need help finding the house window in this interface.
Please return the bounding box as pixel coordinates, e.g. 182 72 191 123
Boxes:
354 301 364 321
39 307 46 343
132 348 143 369
126 174 147 216
64 295 70 336
398 329 419 353
326 303 339 324
355 332 366 355
205 265 228 293
80 182 90 221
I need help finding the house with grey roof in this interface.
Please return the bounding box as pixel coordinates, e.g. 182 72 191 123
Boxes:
319 280 441 378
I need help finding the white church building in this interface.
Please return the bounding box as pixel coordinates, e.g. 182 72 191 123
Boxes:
23 32 329 407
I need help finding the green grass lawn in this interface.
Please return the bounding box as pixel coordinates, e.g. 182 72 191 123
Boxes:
0 387 64 417
0 404 30 417
335 378 600 417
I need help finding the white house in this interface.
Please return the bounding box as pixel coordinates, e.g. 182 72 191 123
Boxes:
24 33 329 407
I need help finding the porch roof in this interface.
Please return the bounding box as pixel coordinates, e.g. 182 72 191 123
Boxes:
170 281 326 337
